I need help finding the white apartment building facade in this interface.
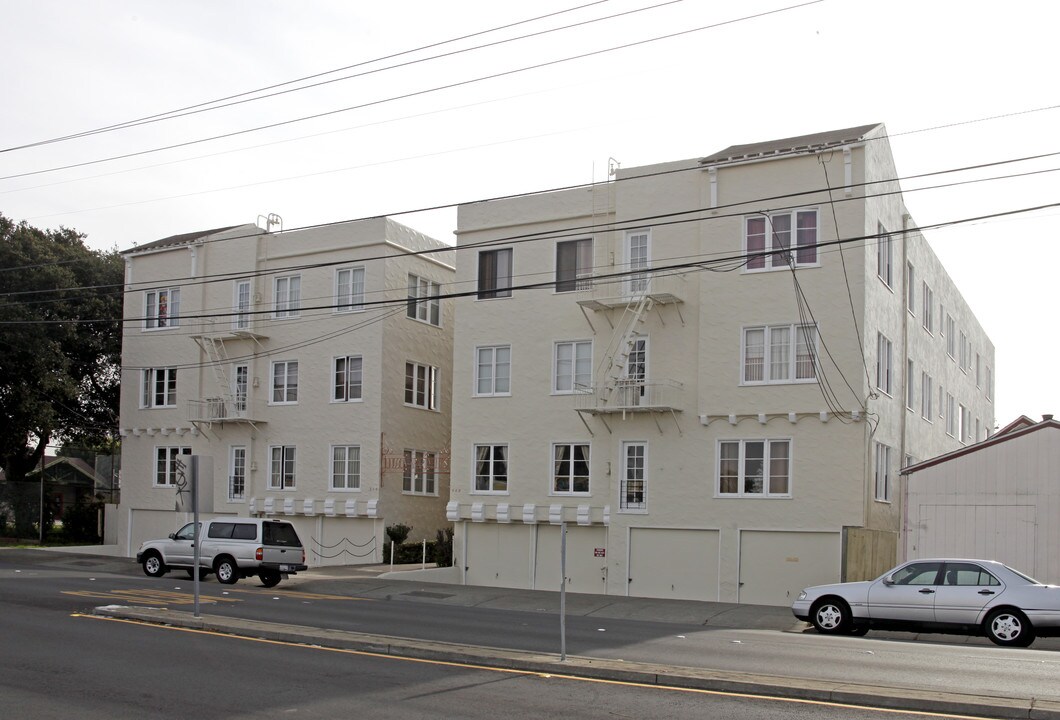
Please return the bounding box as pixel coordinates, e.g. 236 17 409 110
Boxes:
448 124 995 605
117 218 455 566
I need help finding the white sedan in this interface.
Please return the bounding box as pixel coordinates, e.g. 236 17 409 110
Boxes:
791 559 1060 647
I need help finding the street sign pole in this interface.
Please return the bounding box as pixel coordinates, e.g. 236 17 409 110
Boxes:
191 456 200 618
560 520 567 662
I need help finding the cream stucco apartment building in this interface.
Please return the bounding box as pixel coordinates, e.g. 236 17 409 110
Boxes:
447 124 995 605
116 218 454 566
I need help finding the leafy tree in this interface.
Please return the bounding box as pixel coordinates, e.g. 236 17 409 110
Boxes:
0 213 123 537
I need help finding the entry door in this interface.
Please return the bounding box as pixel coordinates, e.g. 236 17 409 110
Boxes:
866 561 941 622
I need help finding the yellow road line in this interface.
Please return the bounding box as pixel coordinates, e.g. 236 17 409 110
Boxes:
222 587 365 601
63 589 242 605
70 614 989 719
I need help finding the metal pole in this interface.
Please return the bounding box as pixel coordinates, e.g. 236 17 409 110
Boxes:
560 520 567 661
191 457 201 619
39 450 45 544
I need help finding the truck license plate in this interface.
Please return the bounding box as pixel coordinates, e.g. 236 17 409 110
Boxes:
279 564 291 571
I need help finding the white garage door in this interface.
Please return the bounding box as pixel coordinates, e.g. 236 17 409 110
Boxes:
310 517 379 567
739 530 840 606
466 523 534 589
914 504 1037 575
534 525 608 593
628 528 719 601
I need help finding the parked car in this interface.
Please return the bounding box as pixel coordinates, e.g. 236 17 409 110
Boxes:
136 518 307 588
791 558 1060 647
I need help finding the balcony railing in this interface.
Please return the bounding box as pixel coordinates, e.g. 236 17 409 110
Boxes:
187 398 254 423
574 271 685 311
574 379 684 414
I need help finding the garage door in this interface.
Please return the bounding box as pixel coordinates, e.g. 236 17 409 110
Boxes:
739 530 840 606
466 523 534 589
914 504 1037 575
628 528 720 601
534 525 607 593
309 517 379 567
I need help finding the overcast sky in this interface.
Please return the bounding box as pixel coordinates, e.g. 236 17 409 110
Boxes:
1 0 1056 427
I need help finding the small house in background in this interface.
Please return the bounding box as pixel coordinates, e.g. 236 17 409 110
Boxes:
24 455 103 518
901 415 1060 583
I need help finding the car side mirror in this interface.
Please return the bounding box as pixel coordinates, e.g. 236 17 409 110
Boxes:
168 533 176 539
882 574 895 585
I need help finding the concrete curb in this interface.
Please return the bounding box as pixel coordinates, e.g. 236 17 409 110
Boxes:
92 605 1060 719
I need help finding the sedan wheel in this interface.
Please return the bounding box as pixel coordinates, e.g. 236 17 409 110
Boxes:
811 598 851 635
985 608 1035 647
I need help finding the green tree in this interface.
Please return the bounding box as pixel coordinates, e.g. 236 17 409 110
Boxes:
0 213 123 538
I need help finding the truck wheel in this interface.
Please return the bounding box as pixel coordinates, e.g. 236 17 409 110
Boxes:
259 570 282 588
214 556 239 585
142 552 167 578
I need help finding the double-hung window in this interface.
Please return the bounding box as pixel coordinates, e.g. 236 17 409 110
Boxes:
718 439 791 497
474 444 508 493
625 229 651 294
269 446 296 489
906 262 915 315
945 314 956 358
403 450 438 495
876 333 893 395
155 446 191 487
742 325 817 384
271 360 298 404
333 355 363 402
229 446 246 500
921 372 933 420
336 267 365 313
141 368 177 408
922 283 934 333
745 210 817 271
144 288 180 329
274 275 301 318
477 248 512 299
407 273 440 325
556 239 593 292
620 442 647 511
232 364 248 415
552 443 590 494
405 362 438 410
874 442 892 502
906 359 915 410
877 222 893 287
331 445 361 490
233 280 251 330
475 345 511 396
553 340 592 393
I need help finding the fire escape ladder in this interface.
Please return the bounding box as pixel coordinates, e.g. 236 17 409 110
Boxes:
194 335 235 420
601 293 653 407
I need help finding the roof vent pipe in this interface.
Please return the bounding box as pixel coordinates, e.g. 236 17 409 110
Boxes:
1044 414 1054 422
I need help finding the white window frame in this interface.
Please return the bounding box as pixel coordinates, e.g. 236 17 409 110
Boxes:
877 222 893 287
741 324 818 385
959 331 969 373
330 445 361 491
407 273 441 325
336 266 365 314
945 314 956 359
404 362 439 410
403 449 438 496
624 229 651 294
743 209 819 272
273 275 301 318
233 280 251 330
876 333 893 395
140 368 177 408
906 262 915 315
921 372 934 421
473 443 509 494
144 287 180 330
332 355 363 403
232 364 249 415
874 442 892 502
477 248 513 300
717 438 792 498
922 283 934 334
986 365 993 401
229 446 246 501
552 442 590 495
474 345 511 397
619 441 647 512
154 446 191 487
270 360 298 405
555 238 594 293
268 445 296 490
906 359 915 410
946 393 957 437
553 340 592 394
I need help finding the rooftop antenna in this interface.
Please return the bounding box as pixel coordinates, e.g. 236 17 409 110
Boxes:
256 213 283 233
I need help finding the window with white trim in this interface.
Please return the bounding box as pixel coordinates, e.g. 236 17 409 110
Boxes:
229 446 246 500
906 359 915 410
744 209 818 271
906 262 915 315
556 238 593 292
742 325 817 384
922 283 934 333
986 365 993 400
921 372 933 421
407 273 440 325
718 439 791 497
876 333 893 395
336 267 365 313
405 362 438 410
233 280 251 330
625 229 651 293
331 445 361 490
552 442 590 495
553 340 592 393
959 331 969 372
403 450 438 495
620 441 647 510
473 444 508 493
474 345 511 396
877 222 893 287
268 445 296 489
274 275 301 318
333 355 363 402
271 360 298 404
144 288 180 330
946 393 956 437
155 446 191 487
477 248 512 299
945 314 956 359
874 442 892 502
141 368 177 408
232 364 248 415
958 404 970 444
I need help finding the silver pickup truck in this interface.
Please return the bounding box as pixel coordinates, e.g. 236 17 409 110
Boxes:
136 517 308 587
